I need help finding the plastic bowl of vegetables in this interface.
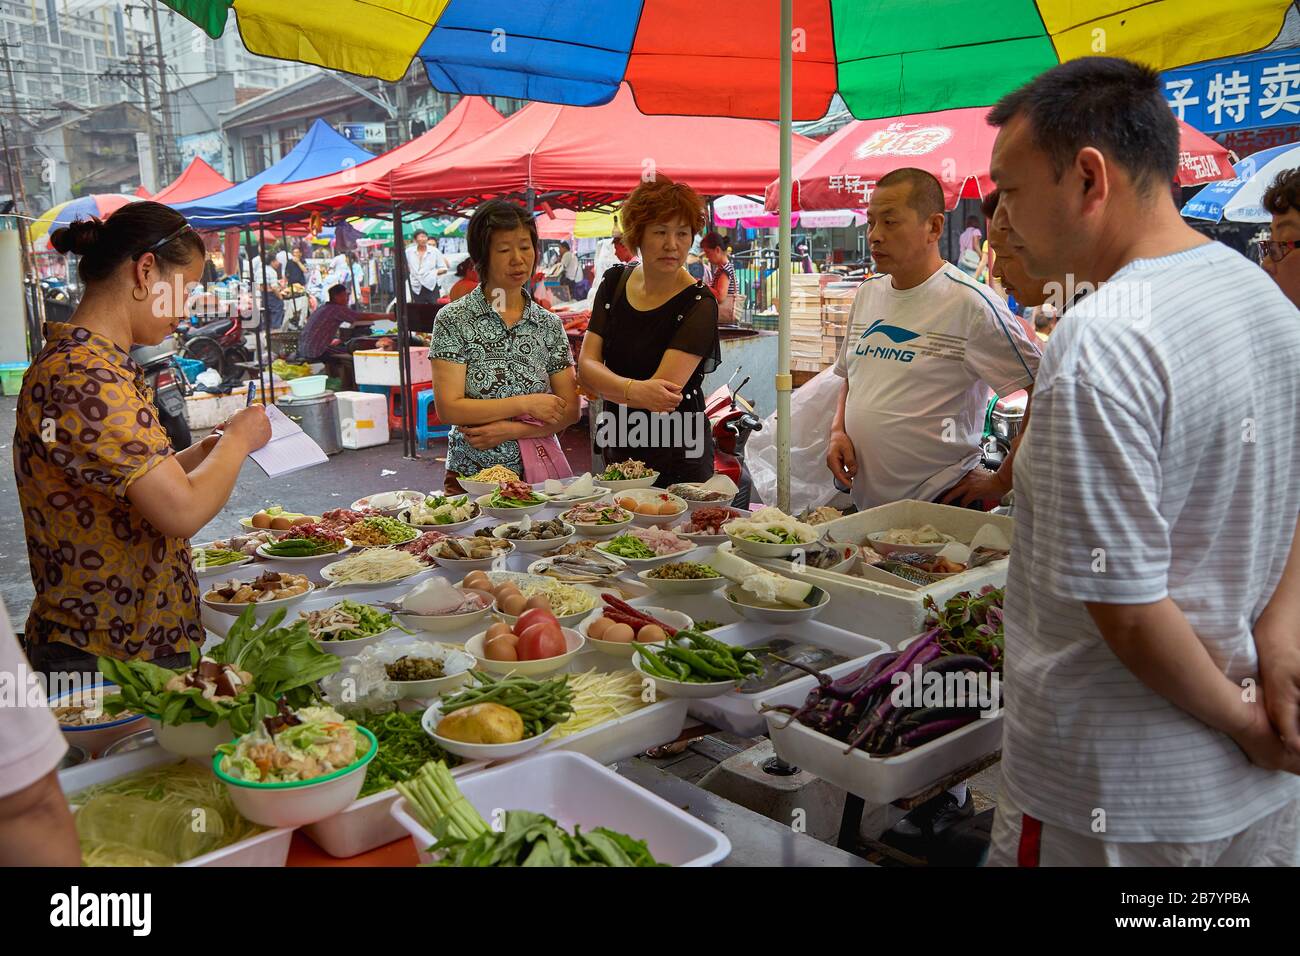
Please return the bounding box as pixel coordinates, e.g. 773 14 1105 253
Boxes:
350 490 426 517
722 510 825 559
299 600 413 658
213 714 379 828
561 503 633 538
595 461 661 492
400 494 482 532
636 562 727 595
191 543 254 579
476 486 550 520
49 682 145 755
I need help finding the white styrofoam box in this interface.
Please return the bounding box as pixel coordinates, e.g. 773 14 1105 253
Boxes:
184 392 227 429
761 673 1003 805
541 698 689 764
353 347 432 386
788 501 1013 646
390 751 730 866
59 745 294 867
684 620 889 736
301 759 488 858
335 390 390 449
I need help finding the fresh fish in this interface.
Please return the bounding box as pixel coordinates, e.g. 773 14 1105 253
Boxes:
737 637 849 694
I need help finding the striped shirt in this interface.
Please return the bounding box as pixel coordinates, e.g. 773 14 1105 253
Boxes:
1002 241 1300 842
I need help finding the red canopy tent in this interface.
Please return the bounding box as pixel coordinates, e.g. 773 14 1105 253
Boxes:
256 96 505 221
767 109 1235 212
148 157 236 205
390 83 818 210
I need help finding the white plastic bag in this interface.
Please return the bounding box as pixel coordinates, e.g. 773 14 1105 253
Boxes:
746 366 849 510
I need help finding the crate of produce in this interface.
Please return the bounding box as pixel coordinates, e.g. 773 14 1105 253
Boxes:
774 501 1013 646
682 619 888 736
353 346 432 386
391 750 731 865
762 670 1003 805
0 361 29 395
58 745 295 867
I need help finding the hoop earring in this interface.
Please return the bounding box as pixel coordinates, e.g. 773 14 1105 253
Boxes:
131 287 148 302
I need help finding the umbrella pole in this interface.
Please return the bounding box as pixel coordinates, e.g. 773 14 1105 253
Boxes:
391 200 417 460
775 0 793 512
257 220 273 407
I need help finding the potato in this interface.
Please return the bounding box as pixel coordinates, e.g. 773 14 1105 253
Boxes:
436 702 524 744
251 511 272 529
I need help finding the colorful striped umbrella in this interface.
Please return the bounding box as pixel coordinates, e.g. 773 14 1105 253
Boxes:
29 194 141 248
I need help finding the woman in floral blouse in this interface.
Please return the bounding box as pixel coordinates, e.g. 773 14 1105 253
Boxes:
14 202 271 676
431 200 579 491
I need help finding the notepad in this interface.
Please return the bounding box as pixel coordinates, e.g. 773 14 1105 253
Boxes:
248 404 329 477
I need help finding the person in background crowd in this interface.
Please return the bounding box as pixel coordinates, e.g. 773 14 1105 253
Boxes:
700 231 736 305
558 241 583 300
982 189 1050 340
1260 167 1300 308
987 56 1300 867
797 242 816 273
1032 307 1059 342
16 203 271 677
299 283 384 361
284 245 307 287
280 245 310 328
201 254 219 286
579 175 721 487
432 200 579 493
825 169 1040 848
611 228 637 263
306 260 329 307
0 597 80 865
407 228 449 304
449 257 478 301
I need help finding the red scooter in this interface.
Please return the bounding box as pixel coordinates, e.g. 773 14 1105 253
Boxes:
706 367 762 508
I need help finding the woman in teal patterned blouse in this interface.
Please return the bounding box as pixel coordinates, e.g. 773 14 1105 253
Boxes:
431 200 580 491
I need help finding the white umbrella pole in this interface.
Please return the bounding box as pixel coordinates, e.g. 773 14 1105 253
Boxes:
776 0 793 511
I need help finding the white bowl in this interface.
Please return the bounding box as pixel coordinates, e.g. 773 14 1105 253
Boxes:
239 514 321 538
148 717 235 759
214 727 378 828
724 527 825 559
384 647 477 699
318 557 430 588
475 495 550 520
429 538 515 573
393 600 493 634
536 485 612 509
768 542 859 576
288 374 327 398
672 509 749 545
455 476 518 497
596 472 660 492
465 627 585 676
525 552 630 579
610 490 690 528
201 579 315 618
677 494 738 513
491 521 576 553
191 547 254 579
594 539 698 567
723 586 830 624
636 566 726 595
865 532 953 557
314 624 407 658
401 502 482 533
255 539 353 567
562 509 634 538
631 651 737 699
351 490 426 517
576 606 688 657
50 683 145 756
422 701 556 760
492 584 601 629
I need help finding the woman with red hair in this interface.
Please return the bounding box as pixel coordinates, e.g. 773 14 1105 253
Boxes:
578 176 721 486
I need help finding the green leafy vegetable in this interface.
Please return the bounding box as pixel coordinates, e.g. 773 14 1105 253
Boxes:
355 710 461 798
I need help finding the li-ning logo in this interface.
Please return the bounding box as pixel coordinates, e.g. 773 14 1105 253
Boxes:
854 319 920 362
853 123 953 160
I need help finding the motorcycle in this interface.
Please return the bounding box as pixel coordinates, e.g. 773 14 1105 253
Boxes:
705 367 763 509
130 339 192 451
177 311 254 382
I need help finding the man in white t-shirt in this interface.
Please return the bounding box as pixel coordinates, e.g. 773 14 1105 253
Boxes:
987 56 1300 866
558 241 583 300
0 598 80 865
828 168 1040 515
406 229 449 304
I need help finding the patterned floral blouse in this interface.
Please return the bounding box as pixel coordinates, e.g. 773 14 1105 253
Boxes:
13 323 203 661
431 285 573 477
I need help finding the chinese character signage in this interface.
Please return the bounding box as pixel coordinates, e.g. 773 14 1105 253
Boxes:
1162 48 1300 134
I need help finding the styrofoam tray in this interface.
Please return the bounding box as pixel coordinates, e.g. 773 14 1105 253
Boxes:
540 698 688 764
59 744 294 867
684 620 889 736
390 751 730 866
761 673 1003 805
301 759 489 858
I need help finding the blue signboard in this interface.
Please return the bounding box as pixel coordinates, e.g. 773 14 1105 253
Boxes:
1162 48 1300 135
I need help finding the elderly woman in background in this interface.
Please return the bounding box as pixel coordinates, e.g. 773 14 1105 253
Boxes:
578 176 721 487
431 200 580 493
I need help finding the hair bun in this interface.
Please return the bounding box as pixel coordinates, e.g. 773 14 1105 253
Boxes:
49 217 105 256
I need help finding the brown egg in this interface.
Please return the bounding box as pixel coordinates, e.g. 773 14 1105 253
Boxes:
636 624 667 643
464 571 491 590
602 622 635 644
586 616 612 639
291 516 315 527
250 511 272 529
494 583 521 600
524 594 552 613
500 593 528 617
617 497 637 511
270 516 293 530
486 621 516 643
484 635 519 661
657 502 681 516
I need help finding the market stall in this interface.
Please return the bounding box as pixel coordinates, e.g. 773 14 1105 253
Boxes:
55 473 1012 868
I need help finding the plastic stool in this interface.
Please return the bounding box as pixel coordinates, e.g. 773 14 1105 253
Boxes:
415 388 451 450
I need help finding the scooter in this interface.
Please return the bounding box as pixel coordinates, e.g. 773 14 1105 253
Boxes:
130 338 192 451
178 312 253 382
705 367 763 509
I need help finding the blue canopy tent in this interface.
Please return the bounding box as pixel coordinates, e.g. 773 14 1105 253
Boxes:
169 119 374 229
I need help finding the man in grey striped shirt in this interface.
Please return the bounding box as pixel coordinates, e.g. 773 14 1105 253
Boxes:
986 57 1300 866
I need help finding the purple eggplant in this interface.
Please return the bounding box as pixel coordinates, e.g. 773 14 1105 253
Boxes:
895 713 982 749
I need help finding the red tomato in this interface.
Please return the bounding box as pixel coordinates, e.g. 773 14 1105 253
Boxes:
515 607 559 635
517 620 566 660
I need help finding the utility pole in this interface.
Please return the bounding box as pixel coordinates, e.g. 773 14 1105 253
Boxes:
0 40 46 349
150 1 176 182
136 38 160 190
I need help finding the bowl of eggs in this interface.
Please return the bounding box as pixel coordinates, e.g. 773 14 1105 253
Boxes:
614 490 689 528
467 619 586 676
577 606 690 658
459 570 598 630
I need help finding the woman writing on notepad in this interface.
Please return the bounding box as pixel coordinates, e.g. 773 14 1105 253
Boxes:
13 202 271 676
